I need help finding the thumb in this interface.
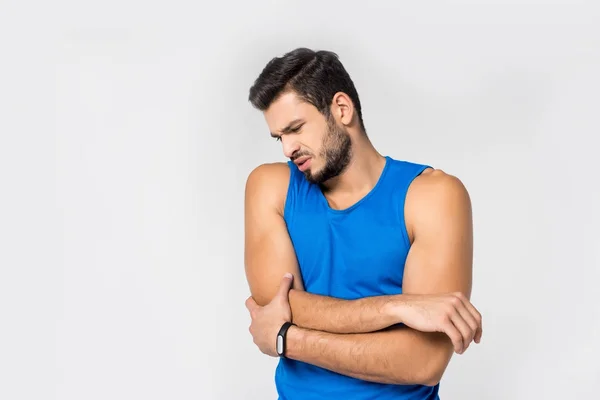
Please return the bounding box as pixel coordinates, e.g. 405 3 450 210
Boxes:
276 273 294 298
245 296 258 312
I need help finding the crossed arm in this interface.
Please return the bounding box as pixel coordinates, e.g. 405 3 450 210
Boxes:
244 163 480 386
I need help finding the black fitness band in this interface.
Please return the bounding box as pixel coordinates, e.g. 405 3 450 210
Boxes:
276 321 295 357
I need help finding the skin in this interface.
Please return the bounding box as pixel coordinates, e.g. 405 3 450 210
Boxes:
244 90 483 386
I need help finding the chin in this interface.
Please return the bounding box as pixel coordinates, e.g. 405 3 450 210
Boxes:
306 163 320 174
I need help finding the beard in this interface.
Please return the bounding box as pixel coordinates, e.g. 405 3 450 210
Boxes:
303 116 353 185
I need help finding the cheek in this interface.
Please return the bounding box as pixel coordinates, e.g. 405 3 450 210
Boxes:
308 130 327 153
308 140 323 157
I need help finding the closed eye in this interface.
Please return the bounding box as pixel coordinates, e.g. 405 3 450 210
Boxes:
270 122 304 141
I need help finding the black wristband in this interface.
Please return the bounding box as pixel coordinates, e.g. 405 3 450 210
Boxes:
276 321 295 358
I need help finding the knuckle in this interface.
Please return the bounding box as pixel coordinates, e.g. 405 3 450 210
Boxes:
452 336 461 347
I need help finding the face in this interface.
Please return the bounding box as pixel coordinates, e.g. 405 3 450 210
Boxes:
264 91 353 184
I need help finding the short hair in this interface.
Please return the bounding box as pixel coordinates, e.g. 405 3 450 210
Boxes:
248 47 365 131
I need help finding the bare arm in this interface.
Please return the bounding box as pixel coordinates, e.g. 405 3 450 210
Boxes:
244 163 400 334
281 169 480 386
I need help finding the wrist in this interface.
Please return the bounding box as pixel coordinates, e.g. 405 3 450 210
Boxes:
284 325 306 360
383 294 408 325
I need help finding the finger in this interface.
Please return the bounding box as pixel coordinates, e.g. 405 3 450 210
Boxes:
245 296 258 312
276 273 294 298
453 298 478 345
442 317 463 354
455 293 483 343
472 309 483 343
449 308 473 353
474 326 483 343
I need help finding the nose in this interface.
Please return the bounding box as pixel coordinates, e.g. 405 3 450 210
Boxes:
282 137 300 159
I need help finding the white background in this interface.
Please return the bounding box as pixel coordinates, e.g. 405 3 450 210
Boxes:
1 1 598 399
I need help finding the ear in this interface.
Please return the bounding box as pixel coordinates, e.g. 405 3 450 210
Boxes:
331 92 354 126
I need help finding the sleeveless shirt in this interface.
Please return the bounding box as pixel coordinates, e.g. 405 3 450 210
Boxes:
275 155 439 400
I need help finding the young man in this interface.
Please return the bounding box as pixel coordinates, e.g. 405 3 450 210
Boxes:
243 48 483 400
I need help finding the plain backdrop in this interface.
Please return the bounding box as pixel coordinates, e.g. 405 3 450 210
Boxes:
0 0 598 399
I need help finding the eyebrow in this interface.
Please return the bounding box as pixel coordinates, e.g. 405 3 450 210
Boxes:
270 118 305 138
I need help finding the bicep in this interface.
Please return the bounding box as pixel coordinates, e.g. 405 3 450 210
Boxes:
402 172 473 297
398 172 474 369
244 164 305 306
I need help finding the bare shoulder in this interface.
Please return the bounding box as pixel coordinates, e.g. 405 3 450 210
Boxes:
408 168 471 204
405 168 472 240
245 162 291 215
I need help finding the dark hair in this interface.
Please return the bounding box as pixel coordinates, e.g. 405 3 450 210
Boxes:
248 48 365 131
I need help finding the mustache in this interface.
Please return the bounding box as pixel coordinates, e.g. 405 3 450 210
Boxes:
290 151 312 161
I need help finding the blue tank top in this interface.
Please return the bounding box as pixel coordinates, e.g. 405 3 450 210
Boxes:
276 155 438 400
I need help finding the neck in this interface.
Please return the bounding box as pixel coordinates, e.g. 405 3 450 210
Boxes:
320 134 386 195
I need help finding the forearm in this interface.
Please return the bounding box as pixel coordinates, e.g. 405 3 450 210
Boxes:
288 289 399 334
285 324 452 386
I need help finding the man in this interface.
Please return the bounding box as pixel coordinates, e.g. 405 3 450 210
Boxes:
243 47 483 400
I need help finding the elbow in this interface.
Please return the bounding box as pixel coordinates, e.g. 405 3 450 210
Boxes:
421 370 443 387
383 331 455 386
388 365 444 387
417 345 453 387
387 356 448 387
417 362 446 387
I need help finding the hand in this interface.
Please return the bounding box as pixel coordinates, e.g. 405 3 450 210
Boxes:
245 273 294 357
395 292 483 354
